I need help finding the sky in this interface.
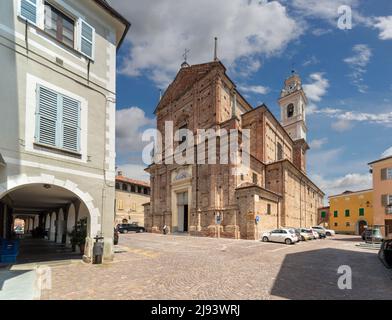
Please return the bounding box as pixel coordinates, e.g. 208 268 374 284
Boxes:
108 0 392 199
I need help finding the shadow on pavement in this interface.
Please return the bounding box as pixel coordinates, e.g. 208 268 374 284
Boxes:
270 248 392 300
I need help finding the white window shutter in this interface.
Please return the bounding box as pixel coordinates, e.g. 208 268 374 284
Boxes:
79 19 95 60
37 86 58 147
19 0 38 25
61 96 81 152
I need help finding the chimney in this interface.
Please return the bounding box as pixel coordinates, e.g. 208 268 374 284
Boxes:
118 171 123 177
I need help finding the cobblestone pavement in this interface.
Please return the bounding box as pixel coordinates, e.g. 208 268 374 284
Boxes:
40 234 392 300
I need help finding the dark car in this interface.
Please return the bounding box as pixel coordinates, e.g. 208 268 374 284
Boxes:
117 223 146 234
379 239 392 268
114 228 119 245
362 228 384 243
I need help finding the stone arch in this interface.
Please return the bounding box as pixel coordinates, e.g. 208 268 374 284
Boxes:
356 219 368 235
0 174 101 239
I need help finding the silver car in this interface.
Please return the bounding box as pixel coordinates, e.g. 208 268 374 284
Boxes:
262 228 298 245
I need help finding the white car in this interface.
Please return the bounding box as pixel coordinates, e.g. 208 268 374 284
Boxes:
312 226 335 236
261 228 298 245
310 229 320 239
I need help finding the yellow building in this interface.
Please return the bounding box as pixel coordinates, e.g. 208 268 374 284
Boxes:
115 173 151 227
329 189 373 235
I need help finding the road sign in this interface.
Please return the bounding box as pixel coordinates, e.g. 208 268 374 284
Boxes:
255 215 260 224
216 215 222 225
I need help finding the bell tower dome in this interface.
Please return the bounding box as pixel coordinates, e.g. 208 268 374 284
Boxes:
278 71 308 141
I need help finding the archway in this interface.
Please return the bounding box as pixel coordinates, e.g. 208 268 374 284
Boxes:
0 179 100 263
357 220 368 235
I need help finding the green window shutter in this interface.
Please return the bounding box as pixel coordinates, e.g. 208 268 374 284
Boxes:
20 0 37 25
37 86 59 147
79 20 95 59
334 211 338 218
61 96 81 152
345 209 350 217
359 208 365 216
321 211 326 218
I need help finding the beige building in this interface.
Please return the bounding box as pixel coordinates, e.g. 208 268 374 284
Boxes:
115 174 151 226
369 155 392 238
0 0 129 261
145 59 324 240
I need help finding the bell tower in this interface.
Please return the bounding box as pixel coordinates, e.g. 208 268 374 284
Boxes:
278 71 309 173
278 71 308 141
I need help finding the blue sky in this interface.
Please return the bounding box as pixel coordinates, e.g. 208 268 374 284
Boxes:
109 0 392 198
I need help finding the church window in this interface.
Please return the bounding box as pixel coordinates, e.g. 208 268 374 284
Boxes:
287 104 294 118
277 143 283 161
267 204 272 215
253 173 258 184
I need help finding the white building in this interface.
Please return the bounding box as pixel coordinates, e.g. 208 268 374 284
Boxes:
0 0 130 262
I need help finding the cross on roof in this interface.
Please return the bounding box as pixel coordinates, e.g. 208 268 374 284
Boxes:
183 48 190 62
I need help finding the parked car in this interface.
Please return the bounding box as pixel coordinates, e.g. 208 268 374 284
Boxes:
310 229 320 239
287 228 301 242
261 229 298 245
312 226 335 236
113 228 119 245
298 228 313 241
311 227 326 239
379 239 392 268
117 223 146 234
362 228 384 243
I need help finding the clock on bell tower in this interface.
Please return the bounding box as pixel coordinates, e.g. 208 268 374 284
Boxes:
278 71 308 142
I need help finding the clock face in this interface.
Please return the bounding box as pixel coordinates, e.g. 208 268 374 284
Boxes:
287 83 296 93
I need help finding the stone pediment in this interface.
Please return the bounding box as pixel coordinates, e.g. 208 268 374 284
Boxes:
154 61 224 114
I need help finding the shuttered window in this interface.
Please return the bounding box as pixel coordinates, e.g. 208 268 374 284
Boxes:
359 208 365 216
20 0 38 24
79 20 95 59
36 86 81 153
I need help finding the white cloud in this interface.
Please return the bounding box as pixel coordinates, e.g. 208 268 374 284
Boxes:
309 138 328 150
109 0 302 88
117 163 150 182
374 16 392 40
311 28 333 37
302 55 319 67
344 44 372 93
116 107 155 154
312 173 372 199
331 119 353 132
311 107 392 125
290 0 359 21
382 146 392 158
303 73 329 102
238 84 270 95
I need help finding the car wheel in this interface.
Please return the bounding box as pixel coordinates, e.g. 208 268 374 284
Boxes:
139 229 144 233
262 236 269 242
124 230 129 234
301 236 305 241
326 232 331 236
285 238 292 245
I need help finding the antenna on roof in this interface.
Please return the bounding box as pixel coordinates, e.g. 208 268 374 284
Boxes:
214 37 218 61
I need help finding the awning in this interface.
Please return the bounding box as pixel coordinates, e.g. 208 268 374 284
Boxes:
0 153 5 167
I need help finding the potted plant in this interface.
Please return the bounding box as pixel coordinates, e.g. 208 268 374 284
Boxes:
68 218 87 254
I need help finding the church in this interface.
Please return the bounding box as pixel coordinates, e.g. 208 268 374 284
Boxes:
144 53 325 240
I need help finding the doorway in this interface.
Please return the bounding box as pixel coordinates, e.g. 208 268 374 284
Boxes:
358 220 367 235
177 192 189 233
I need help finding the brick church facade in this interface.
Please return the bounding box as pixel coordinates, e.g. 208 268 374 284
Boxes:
144 59 324 240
